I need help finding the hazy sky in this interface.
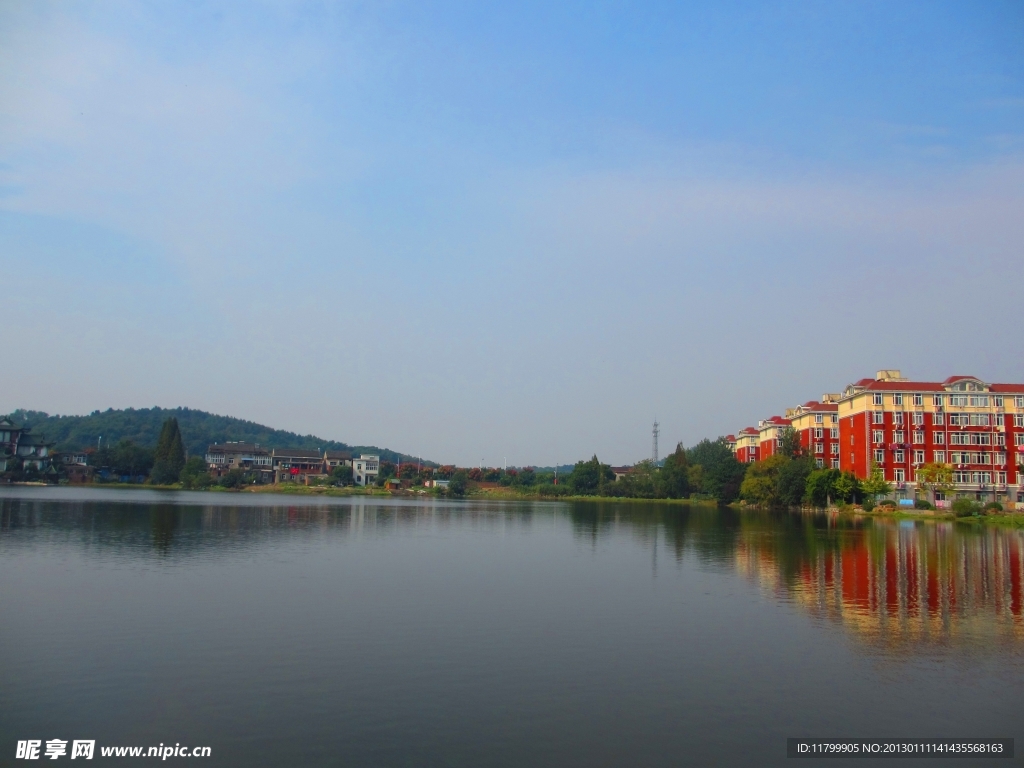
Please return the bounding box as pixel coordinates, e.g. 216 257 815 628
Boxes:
2 1 1022 466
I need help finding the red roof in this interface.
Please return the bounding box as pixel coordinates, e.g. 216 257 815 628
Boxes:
799 400 838 411
763 416 791 425
739 427 758 436
991 383 1024 393
942 375 980 384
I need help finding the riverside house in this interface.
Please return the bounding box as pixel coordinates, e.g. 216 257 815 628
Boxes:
272 448 327 484
0 417 53 475
205 442 273 483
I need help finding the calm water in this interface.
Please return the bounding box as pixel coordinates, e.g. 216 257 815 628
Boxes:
1 487 1022 767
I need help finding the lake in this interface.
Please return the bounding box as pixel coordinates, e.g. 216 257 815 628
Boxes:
1 487 1021 766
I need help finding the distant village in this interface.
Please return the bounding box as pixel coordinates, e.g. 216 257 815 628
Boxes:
0 419 414 488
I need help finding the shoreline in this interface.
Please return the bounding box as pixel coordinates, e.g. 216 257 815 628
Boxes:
6 482 1022 524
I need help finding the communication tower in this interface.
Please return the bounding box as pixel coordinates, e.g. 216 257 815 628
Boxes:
652 420 660 465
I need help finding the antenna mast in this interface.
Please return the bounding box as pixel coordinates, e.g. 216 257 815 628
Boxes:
652 419 660 465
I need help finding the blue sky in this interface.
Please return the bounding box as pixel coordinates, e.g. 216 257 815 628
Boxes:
2 1 1022 465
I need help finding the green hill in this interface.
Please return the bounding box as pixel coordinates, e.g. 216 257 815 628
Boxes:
7 407 431 466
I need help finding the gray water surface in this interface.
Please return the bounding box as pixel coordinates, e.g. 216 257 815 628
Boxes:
1 487 1022 767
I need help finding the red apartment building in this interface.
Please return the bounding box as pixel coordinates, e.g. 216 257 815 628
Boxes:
732 370 1024 507
757 416 791 459
786 397 840 469
734 427 760 463
837 371 1024 504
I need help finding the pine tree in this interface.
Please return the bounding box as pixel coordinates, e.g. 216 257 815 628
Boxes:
152 418 186 484
154 418 174 464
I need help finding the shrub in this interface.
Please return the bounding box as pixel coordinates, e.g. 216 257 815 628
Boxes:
861 498 876 512
952 498 982 518
913 499 934 510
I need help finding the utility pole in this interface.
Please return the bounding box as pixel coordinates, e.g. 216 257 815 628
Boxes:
652 420 660 465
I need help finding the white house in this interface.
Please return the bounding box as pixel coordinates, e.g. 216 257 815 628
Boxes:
353 454 380 486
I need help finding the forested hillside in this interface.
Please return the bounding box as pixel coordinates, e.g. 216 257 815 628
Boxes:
7 407 427 465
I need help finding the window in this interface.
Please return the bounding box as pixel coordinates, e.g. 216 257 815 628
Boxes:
950 433 991 446
1015 414 1024 428
830 428 839 439
997 471 1007 484
894 450 905 463
934 394 944 407
993 396 1003 408
873 430 884 444
815 442 824 454
894 393 903 405
874 449 885 463
934 432 945 444
894 431 905 443
815 458 824 469
914 450 925 464
873 393 883 406
933 413 944 425
831 459 840 469
894 469 905 483
872 411 884 424
814 414 823 424
950 395 968 407
830 414 838 424
949 413 990 426
1016 396 1024 408
996 453 1006 465
830 443 839 455
912 393 922 406
996 433 1005 446
969 395 989 407
893 412 904 425
934 450 946 463
912 412 924 425
776 438 783 448
1016 434 1024 446
913 431 924 444
814 428 823 439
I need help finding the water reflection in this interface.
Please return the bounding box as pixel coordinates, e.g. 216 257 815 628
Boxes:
734 514 1024 649
2 491 1022 649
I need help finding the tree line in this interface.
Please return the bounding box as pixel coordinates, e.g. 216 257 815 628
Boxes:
737 427 893 509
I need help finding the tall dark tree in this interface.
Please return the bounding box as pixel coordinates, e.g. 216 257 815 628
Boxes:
151 418 186 484
568 455 613 494
660 443 691 498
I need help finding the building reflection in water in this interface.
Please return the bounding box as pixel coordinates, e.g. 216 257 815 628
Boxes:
734 514 1024 648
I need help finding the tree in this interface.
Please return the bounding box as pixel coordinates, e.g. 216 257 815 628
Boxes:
686 438 747 502
777 456 813 507
179 456 211 489
568 455 613 494
330 464 354 486
805 468 840 508
778 427 804 459
915 462 953 504
518 467 536 486
617 459 660 498
96 439 155 480
151 418 186 484
660 443 690 498
832 471 860 504
861 462 892 500
740 455 789 507
448 470 468 497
